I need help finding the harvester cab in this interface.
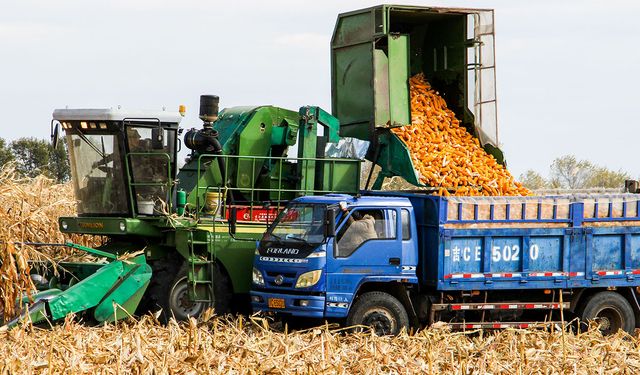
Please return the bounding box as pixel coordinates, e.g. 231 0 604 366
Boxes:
331 5 502 188
52 108 182 219
1 110 184 329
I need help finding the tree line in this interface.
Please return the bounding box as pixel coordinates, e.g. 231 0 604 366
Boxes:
0 138 632 191
519 155 632 190
0 137 70 183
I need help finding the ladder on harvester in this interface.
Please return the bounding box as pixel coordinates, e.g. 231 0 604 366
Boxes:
187 230 215 303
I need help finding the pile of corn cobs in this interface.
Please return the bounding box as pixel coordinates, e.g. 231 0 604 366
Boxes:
392 73 530 196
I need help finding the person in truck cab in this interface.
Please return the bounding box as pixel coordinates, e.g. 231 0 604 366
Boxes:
337 202 377 256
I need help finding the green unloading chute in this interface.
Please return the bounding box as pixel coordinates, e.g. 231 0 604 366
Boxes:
331 5 505 187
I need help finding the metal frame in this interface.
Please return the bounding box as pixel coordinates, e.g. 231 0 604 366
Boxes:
124 151 173 217
194 153 361 221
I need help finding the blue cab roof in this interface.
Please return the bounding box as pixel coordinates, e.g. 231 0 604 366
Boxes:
293 194 413 208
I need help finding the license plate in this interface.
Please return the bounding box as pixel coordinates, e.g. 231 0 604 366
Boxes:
268 298 285 309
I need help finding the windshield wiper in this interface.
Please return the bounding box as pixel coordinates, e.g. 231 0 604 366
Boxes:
76 131 106 159
285 235 311 246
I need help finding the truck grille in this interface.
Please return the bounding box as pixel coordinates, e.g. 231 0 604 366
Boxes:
266 271 297 278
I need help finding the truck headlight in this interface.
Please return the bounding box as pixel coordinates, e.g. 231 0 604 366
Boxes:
61 220 68 230
295 270 322 288
252 267 265 286
307 251 326 258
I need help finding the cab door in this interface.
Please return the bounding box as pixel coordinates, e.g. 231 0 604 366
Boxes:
324 208 402 315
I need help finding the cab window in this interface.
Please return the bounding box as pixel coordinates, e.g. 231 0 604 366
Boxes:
401 209 411 240
336 208 397 257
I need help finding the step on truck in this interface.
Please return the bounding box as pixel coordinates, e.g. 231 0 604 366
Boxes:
251 191 640 335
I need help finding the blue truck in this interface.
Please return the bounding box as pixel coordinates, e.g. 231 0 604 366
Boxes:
250 192 640 335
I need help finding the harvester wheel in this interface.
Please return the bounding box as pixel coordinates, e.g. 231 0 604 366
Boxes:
167 262 232 322
168 265 210 321
136 254 182 324
138 257 232 323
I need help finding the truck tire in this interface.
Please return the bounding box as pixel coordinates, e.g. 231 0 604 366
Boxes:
346 291 409 335
580 291 635 335
167 262 232 322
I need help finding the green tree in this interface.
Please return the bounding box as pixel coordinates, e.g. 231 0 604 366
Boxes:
10 137 49 178
586 166 631 189
549 155 594 189
0 138 14 167
542 155 632 190
10 137 70 182
49 141 71 183
518 170 549 190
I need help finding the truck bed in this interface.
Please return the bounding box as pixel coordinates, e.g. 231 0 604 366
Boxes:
403 193 640 291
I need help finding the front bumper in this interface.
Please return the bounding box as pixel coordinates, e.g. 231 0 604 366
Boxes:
251 290 326 318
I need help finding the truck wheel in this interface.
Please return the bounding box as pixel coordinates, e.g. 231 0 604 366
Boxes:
580 291 635 335
346 291 409 335
167 263 232 322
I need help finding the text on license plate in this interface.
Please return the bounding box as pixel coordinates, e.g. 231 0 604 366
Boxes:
268 298 285 309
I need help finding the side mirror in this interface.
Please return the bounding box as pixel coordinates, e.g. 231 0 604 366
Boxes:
229 207 238 235
324 209 336 238
51 121 60 150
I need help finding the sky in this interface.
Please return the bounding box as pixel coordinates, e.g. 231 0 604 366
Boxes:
1 0 639 179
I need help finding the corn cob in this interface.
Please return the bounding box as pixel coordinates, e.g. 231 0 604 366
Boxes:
392 73 530 196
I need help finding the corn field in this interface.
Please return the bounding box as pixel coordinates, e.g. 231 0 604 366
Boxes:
0 153 638 374
0 165 103 321
1 315 639 374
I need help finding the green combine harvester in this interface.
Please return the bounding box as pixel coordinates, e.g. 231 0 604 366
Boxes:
3 5 502 328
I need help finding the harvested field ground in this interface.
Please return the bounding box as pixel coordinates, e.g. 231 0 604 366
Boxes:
1 315 639 374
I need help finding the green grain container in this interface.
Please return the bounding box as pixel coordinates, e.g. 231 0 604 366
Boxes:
331 5 503 188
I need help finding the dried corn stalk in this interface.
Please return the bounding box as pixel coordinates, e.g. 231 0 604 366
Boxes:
0 240 33 320
392 73 530 196
0 315 637 374
0 164 102 321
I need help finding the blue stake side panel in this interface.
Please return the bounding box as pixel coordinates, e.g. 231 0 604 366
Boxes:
438 227 640 290
400 193 640 291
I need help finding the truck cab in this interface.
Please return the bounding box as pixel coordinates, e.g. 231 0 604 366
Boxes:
251 194 419 333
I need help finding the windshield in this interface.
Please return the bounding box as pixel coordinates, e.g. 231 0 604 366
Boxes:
268 203 327 244
66 132 129 215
